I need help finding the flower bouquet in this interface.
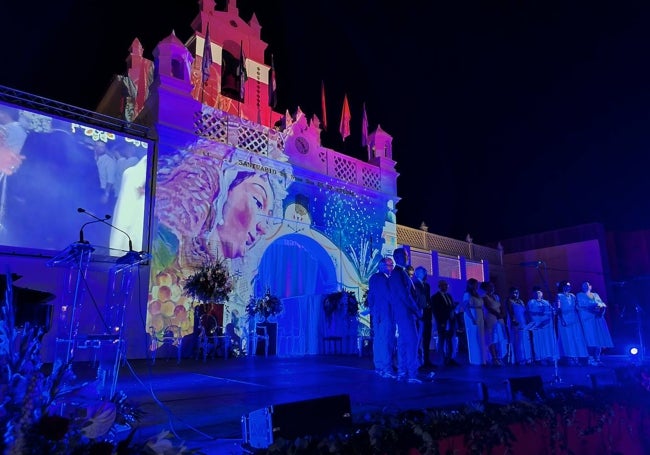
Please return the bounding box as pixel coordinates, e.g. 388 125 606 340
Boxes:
182 259 233 304
246 289 283 322
323 290 359 320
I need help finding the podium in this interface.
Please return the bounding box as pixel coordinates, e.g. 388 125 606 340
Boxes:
46 242 150 399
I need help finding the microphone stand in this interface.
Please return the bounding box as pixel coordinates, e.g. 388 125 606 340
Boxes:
77 208 142 263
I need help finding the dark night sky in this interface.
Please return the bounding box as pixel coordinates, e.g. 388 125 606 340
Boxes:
2 1 650 244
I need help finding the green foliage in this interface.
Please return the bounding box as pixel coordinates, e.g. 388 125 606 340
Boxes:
252 385 650 454
0 281 199 454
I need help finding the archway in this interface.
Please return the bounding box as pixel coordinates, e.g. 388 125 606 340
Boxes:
254 234 338 355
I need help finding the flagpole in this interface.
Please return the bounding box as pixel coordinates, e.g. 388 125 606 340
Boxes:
201 24 212 106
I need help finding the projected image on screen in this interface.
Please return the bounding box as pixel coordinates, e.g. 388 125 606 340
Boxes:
0 100 151 254
147 132 396 356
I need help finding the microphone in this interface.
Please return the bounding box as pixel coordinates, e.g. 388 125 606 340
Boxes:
519 260 543 267
78 208 110 244
77 207 133 252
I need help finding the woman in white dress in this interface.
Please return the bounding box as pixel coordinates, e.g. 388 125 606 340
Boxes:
481 281 508 366
457 278 487 365
556 281 589 364
526 286 558 364
506 287 533 365
576 281 613 366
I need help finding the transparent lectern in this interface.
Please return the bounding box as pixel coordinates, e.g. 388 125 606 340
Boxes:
46 242 150 399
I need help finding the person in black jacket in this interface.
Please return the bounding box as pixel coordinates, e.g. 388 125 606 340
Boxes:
431 280 460 366
413 266 435 369
389 248 424 383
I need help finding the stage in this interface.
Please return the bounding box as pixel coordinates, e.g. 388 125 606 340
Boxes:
86 350 637 453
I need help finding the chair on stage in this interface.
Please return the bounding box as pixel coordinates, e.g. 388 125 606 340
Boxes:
149 325 183 365
197 314 231 361
247 319 270 357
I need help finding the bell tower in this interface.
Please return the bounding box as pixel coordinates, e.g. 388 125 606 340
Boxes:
187 0 281 128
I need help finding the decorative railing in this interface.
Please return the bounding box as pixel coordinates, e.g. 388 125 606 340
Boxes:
193 107 383 192
397 225 502 266
194 107 287 158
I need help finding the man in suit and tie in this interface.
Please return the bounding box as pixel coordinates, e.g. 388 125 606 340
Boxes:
389 247 424 383
367 256 396 378
432 280 460 366
412 266 435 370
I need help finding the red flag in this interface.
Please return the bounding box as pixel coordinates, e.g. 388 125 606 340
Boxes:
339 94 351 141
237 41 248 100
361 102 368 147
268 54 277 109
201 24 213 85
321 81 328 130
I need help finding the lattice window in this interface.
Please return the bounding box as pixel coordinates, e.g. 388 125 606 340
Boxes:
427 234 469 257
465 260 485 282
237 125 268 155
318 149 327 164
396 225 427 250
361 166 380 191
332 155 357 183
438 255 461 279
194 109 228 143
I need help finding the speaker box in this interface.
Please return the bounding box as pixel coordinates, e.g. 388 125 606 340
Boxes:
506 375 546 402
242 394 352 449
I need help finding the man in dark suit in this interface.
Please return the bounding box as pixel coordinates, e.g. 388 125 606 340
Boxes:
413 266 435 369
432 280 459 366
367 257 396 378
389 247 424 383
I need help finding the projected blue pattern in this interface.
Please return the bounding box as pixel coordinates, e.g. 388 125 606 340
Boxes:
147 135 391 345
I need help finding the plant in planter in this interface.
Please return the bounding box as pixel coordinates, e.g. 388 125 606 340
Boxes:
182 259 233 305
246 289 283 321
323 290 359 321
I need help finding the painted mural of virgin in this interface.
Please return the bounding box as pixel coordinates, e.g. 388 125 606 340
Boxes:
147 138 292 346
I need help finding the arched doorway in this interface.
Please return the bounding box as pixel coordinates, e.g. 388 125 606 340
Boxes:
254 234 338 355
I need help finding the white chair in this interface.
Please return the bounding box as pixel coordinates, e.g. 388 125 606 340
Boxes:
247 319 270 357
149 325 182 365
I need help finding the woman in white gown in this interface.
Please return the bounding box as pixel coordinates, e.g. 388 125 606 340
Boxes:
526 286 558 364
506 287 533 365
481 281 509 366
556 281 589 364
576 281 613 366
457 278 487 365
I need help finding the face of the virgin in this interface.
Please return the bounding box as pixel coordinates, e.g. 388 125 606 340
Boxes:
216 173 273 258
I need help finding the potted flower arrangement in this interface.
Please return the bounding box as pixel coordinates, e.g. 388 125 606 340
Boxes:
323 290 359 321
182 259 233 304
246 289 283 322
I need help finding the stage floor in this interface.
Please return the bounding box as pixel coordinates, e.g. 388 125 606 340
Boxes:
86 351 635 454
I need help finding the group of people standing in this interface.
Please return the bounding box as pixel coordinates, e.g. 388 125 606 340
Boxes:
366 247 459 384
460 279 614 367
367 248 615 382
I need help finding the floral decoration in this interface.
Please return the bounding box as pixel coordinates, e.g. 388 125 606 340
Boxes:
323 290 359 319
0 281 198 454
182 259 233 304
259 384 650 454
246 289 283 319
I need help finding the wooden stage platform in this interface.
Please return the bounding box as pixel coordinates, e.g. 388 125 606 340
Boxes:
78 349 637 454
